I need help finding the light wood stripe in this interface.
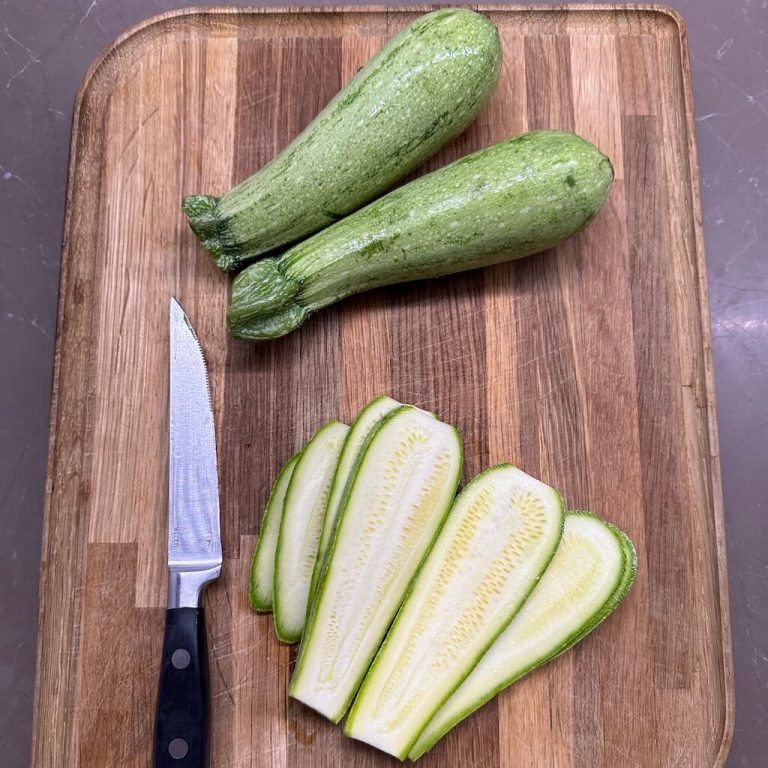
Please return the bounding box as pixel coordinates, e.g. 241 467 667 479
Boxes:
616 34 660 116
570 34 624 179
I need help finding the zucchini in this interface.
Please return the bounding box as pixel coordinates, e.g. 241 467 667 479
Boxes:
183 9 502 271
409 511 637 760
273 420 349 643
248 452 300 612
290 406 462 722
345 464 564 759
307 395 402 609
228 130 613 340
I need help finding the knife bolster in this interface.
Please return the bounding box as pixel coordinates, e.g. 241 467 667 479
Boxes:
167 566 221 609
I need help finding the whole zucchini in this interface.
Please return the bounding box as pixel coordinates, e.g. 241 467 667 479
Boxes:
228 131 614 340
184 9 502 271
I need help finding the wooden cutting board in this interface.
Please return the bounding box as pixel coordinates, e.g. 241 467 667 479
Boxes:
33 5 733 767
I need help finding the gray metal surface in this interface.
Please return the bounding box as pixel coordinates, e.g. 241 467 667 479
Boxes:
0 2 766 766
168 298 222 608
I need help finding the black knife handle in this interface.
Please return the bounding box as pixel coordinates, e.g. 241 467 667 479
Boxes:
153 607 209 767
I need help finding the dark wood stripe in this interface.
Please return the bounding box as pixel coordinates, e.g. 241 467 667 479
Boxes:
338 35 394 423
623 114 692 690
221 35 343 564
525 35 574 131
388 130 490 478
522 28 583 482
240 33 348 768
207 554 245 768
387 133 493 767
224 34 342 768
78 544 164 767
221 38 285 563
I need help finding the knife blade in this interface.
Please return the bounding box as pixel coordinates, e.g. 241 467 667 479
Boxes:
154 298 222 768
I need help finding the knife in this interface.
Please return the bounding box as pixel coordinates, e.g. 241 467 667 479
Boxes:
153 298 222 767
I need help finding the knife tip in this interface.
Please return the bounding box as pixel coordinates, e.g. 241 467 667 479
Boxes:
170 297 189 327
169 297 204 352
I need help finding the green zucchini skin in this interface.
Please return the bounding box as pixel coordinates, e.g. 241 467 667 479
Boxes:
408 511 637 760
228 131 613 339
248 452 301 612
273 420 349 644
184 9 502 271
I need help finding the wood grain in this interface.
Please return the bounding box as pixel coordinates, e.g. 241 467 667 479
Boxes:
32 6 733 767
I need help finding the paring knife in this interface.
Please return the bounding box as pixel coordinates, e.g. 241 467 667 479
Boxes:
153 298 222 767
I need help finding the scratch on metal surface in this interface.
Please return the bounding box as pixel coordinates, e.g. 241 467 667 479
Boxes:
2 24 40 89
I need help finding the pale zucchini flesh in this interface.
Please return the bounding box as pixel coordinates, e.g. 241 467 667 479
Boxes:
307 395 402 609
248 452 300 612
409 511 636 760
273 420 349 643
344 465 565 759
290 406 462 722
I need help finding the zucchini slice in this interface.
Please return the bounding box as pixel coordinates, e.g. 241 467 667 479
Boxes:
409 510 636 760
273 420 349 643
345 464 564 759
248 452 300 612
307 395 402 609
290 406 462 722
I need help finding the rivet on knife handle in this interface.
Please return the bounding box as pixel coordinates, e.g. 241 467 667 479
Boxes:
153 608 210 767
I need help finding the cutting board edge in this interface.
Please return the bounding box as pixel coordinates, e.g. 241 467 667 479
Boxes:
31 5 734 767
671 6 735 767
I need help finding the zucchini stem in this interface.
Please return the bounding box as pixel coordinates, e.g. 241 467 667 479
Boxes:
182 194 245 272
227 258 306 339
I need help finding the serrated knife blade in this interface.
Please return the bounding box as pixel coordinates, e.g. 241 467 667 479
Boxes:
168 297 222 596
154 298 221 768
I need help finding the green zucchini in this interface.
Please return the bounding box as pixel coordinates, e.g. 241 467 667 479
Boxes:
183 9 502 271
273 420 349 643
344 464 565 759
307 395 402 609
409 511 637 760
290 406 462 722
248 452 300 612
228 130 613 339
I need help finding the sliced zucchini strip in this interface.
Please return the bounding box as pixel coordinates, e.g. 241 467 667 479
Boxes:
273 420 349 643
307 395 402 609
290 406 462 722
409 510 636 759
248 452 300 612
345 464 564 759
